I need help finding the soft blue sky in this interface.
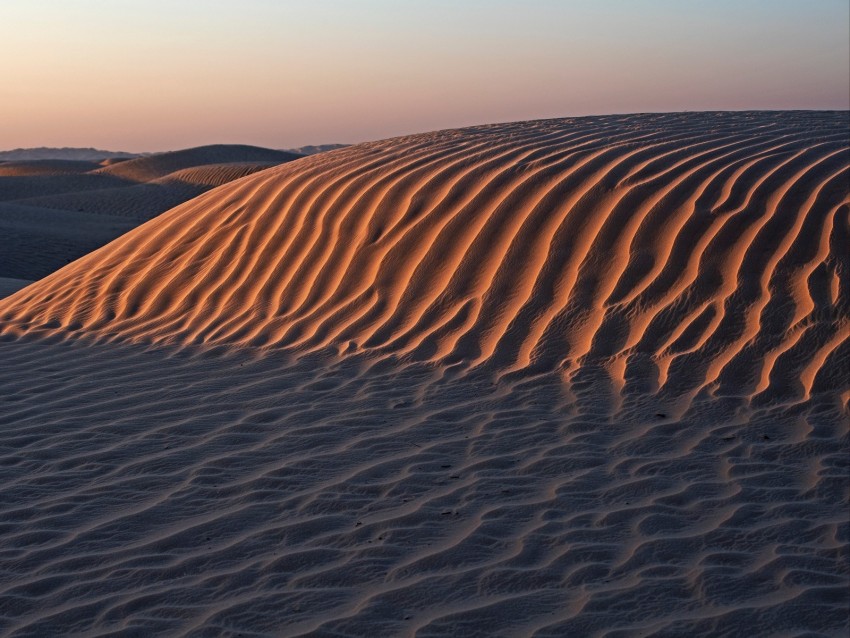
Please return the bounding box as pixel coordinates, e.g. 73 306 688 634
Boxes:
1 0 847 151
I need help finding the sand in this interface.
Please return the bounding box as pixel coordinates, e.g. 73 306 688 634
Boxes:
0 277 30 298
0 148 138 162
0 145 301 289
286 144 350 156
0 111 847 636
92 145 300 183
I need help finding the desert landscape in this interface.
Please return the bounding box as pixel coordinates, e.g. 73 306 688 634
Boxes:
0 110 847 636
2 0 849 635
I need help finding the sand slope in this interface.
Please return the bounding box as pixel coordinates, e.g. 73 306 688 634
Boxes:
93 144 300 182
0 277 30 297
0 148 138 162
0 160 104 177
0 112 847 636
0 202 137 280
13 162 287 222
0 145 301 287
286 143 350 155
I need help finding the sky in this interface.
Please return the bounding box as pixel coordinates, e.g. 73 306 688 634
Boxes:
1 0 848 152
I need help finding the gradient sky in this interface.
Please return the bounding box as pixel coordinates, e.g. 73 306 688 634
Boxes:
1 0 848 152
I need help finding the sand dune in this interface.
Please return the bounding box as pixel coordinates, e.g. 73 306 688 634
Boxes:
0 171 130 202
0 147 138 162
0 277 30 297
13 162 287 221
94 144 300 182
0 160 103 177
0 202 136 280
97 156 135 166
3 112 846 391
0 145 301 286
286 143 350 155
0 112 847 636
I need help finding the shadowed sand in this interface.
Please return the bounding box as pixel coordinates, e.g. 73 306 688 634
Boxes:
0 112 847 636
0 145 301 285
0 277 30 298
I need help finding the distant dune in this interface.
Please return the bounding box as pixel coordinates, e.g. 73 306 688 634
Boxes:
0 144 301 284
0 147 139 161
285 143 349 155
0 276 30 298
94 144 301 182
0 159 104 177
97 156 134 166
0 112 847 636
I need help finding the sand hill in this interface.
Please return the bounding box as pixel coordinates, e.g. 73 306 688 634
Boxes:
286 143 350 155
0 145 301 286
93 144 300 182
0 160 104 177
0 112 847 636
0 147 139 161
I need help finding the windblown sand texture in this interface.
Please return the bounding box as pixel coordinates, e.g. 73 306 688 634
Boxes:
0 112 848 636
